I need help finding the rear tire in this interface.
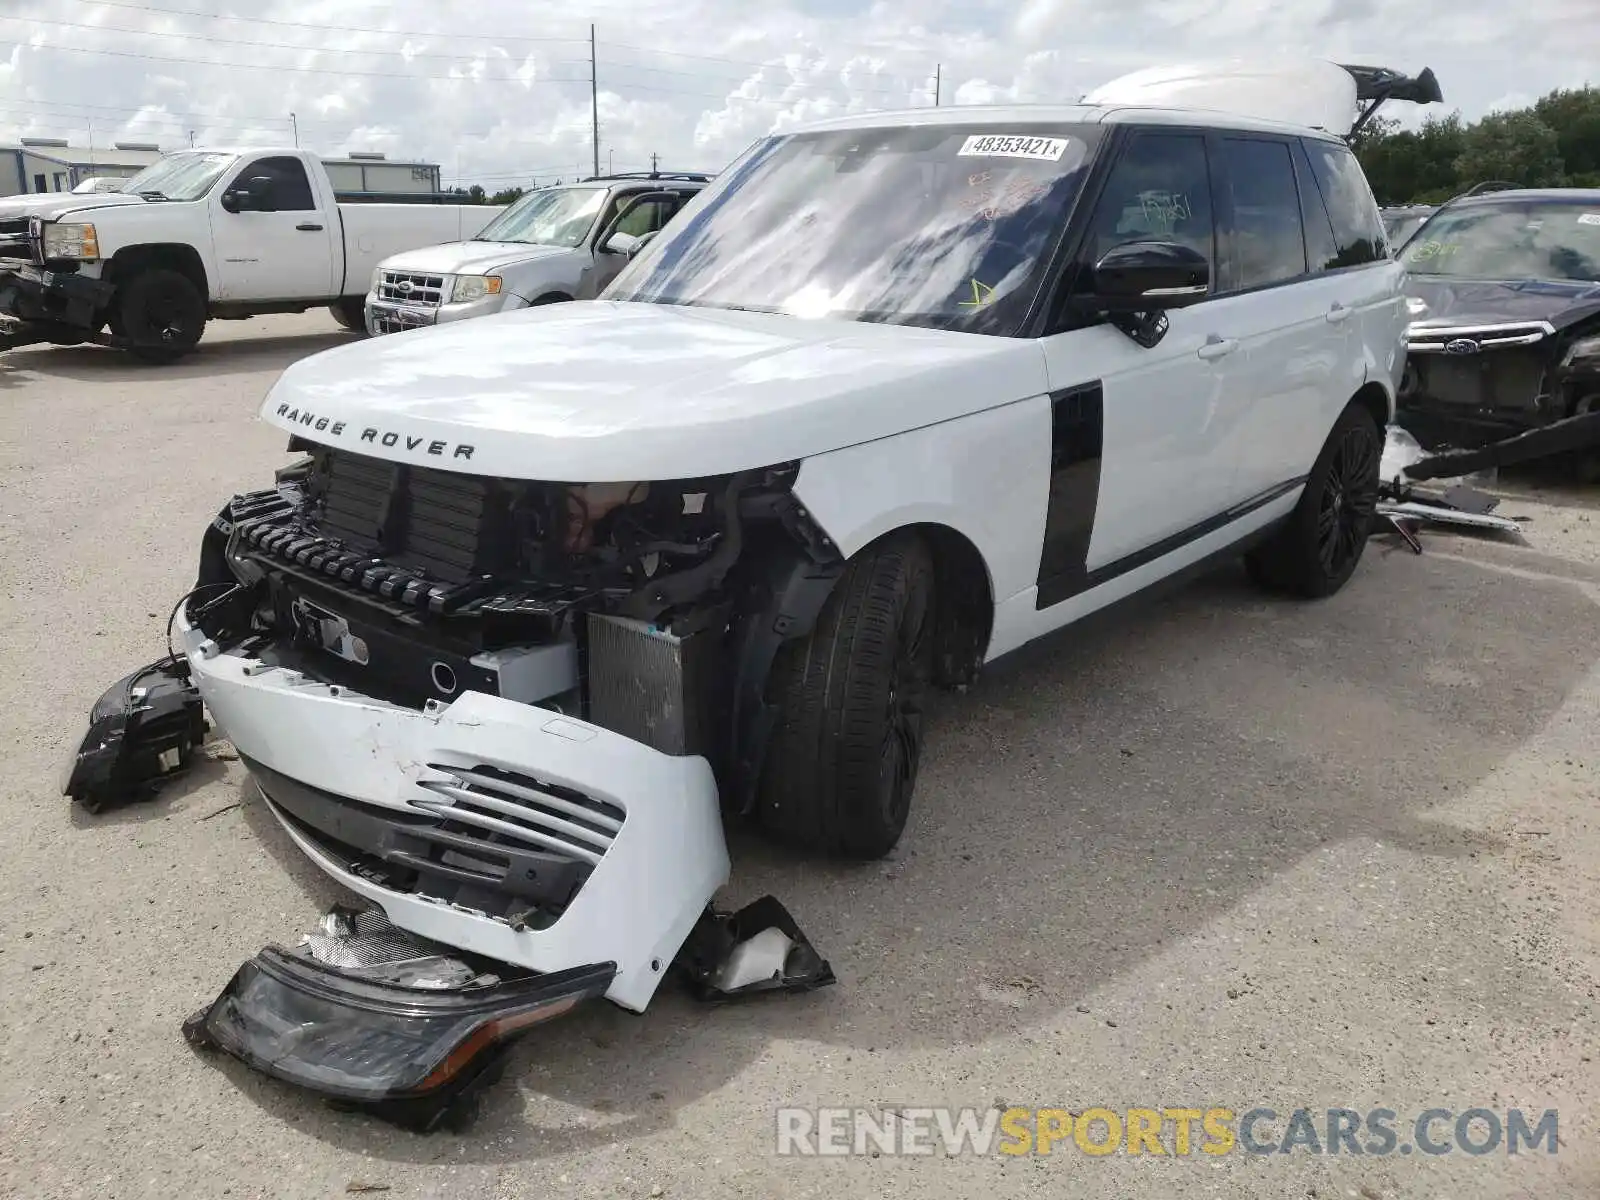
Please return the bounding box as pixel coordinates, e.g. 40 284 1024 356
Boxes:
117 268 205 363
1245 401 1382 598
329 298 367 333
758 532 935 860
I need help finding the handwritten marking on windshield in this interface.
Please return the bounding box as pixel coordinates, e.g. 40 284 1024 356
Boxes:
1407 240 1460 261
958 279 995 307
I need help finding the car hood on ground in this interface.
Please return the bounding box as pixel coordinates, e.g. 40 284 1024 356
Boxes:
0 192 145 221
1406 276 1600 332
262 300 1047 481
374 240 570 278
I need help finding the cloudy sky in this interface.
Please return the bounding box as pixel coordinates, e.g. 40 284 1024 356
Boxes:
2 0 1597 188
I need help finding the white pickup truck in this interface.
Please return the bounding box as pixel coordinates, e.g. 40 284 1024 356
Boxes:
0 147 503 362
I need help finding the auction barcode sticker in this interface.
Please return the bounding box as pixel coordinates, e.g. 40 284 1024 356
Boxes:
1578 213 1600 226
958 134 1070 161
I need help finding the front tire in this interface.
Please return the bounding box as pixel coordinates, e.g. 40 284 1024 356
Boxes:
117 268 206 363
329 298 367 333
758 532 935 860
1245 401 1381 598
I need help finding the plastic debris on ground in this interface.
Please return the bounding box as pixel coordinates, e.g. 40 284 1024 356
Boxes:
1375 425 1526 552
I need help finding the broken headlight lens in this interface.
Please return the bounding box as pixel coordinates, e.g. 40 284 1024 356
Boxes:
183 946 615 1130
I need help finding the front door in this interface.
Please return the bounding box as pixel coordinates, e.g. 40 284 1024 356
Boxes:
589 189 686 296
208 155 336 301
1036 129 1253 605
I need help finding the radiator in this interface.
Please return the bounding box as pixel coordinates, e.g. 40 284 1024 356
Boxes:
585 613 721 758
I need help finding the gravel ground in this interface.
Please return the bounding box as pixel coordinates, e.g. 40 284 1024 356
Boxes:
1 313 1597 1199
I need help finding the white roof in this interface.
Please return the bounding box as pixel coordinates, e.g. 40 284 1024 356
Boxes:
1082 58 1360 134
793 57 1367 140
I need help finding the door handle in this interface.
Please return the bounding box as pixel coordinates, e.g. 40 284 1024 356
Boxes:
1326 303 1353 324
1197 335 1237 361
296 222 324 232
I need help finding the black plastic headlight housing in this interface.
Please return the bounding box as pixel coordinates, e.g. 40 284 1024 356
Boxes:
61 656 206 814
183 946 615 1131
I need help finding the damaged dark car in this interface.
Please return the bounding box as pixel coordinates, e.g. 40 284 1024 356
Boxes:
1396 188 1600 475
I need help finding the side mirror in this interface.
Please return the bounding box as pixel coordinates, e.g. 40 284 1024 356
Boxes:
602 228 657 258
223 175 277 213
1087 241 1209 311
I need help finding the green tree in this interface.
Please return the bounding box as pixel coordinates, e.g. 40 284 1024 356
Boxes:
489 186 526 205
1533 86 1600 185
1453 110 1566 189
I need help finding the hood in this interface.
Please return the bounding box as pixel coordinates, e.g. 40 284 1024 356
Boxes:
0 192 145 222
261 300 1046 482
376 240 571 277
1406 275 1600 332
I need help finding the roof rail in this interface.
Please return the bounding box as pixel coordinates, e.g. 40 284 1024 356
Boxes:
1457 180 1521 198
579 170 713 184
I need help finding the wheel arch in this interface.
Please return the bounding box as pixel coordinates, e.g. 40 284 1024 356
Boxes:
105 243 210 300
1351 378 1393 431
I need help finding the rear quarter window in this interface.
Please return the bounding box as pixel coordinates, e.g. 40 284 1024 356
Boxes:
1302 140 1387 268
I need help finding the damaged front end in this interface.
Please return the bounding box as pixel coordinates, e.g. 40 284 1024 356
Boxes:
1395 190 1600 468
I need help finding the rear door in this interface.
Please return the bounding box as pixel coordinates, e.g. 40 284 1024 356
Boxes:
1209 132 1346 502
208 155 337 301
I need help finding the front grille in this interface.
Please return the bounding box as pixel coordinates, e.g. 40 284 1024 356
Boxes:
0 217 36 263
414 764 624 867
1406 322 1554 352
376 269 446 307
230 451 597 644
1412 347 1549 414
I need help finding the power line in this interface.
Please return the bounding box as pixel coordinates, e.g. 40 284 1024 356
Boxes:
13 14 588 65
3 38 596 82
60 0 591 44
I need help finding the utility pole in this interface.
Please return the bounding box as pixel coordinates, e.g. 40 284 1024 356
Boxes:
608 149 614 174
934 63 941 106
188 130 196 147
289 112 299 147
650 151 659 174
589 25 600 178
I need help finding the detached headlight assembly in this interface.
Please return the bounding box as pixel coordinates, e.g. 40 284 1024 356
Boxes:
451 274 502 303
42 221 99 260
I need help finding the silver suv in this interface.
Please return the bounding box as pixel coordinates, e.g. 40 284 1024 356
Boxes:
363 171 709 335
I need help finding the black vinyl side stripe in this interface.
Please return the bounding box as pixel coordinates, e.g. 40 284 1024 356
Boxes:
1036 474 1309 611
1034 381 1105 601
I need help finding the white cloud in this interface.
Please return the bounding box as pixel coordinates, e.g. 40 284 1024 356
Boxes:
0 0 1594 187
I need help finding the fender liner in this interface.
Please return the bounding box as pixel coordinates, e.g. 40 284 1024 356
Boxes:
724 543 844 817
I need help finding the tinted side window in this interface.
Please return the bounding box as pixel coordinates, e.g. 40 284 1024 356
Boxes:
1303 141 1386 267
237 155 315 211
1293 141 1342 272
1220 138 1306 289
1081 133 1215 277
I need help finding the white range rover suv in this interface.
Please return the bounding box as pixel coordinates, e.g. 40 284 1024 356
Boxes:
170 60 1439 1012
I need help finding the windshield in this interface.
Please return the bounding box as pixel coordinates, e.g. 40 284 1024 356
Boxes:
474 186 608 246
604 123 1101 334
1401 200 1600 282
121 152 236 201
1383 211 1431 248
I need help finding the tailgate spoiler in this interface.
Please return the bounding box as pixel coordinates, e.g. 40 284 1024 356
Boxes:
1342 64 1444 139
